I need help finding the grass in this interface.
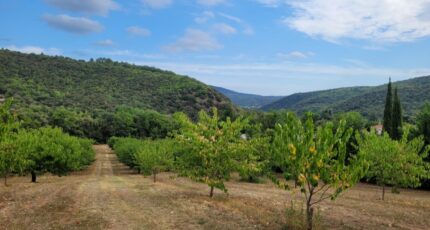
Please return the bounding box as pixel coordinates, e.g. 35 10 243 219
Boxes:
283 200 324 230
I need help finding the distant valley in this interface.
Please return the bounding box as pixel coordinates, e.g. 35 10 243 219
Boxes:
211 86 283 109
215 76 430 121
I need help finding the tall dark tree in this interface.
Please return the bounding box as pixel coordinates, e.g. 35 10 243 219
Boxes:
383 78 393 137
392 87 403 140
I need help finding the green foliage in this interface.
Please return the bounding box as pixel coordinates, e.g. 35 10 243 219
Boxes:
383 79 393 137
415 102 430 145
110 137 176 182
272 112 368 230
334 112 367 131
174 108 253 197
134 139 175 182
0 49 236 141
13 127 95 182
356 129 430 200
333 112 368 155
392 88 403 140
235 135 270 183
109 137 143 169
0 99 26 185
1 100 95 184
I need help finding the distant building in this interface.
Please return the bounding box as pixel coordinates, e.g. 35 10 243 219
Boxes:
371 124 383 135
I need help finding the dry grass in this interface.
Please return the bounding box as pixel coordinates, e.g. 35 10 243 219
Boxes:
1 145 429 230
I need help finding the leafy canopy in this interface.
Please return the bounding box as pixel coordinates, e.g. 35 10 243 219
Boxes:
272 112 368 230
174 108 250 196
356 129 430 199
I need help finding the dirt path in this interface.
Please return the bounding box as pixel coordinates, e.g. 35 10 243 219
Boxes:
1 145 430 230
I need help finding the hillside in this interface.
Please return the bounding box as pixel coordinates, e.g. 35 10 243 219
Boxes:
212 86 283 108
262 76 430 121
0 50 235 117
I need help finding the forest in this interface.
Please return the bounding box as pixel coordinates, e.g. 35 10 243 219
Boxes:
0 50 235 142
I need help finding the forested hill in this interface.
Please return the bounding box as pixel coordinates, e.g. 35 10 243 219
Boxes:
212 86 283 108
262 76 430 121
0 49 235 117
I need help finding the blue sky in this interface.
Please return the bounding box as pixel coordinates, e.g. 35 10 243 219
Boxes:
1 0 430 95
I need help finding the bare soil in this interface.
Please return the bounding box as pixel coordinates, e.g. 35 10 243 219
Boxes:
1 145 429 230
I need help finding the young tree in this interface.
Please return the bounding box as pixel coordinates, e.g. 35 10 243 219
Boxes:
356 129 429 200
334 112 367 132
14 127 94 183
383 78 393 137
134 139 174 183
392 87 403 140
174 108 249 197
416 102 430 145
0 99 26 186
235 135 269 183
272 112 368 230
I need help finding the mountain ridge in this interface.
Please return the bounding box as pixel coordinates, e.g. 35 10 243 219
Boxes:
0 49 236 118
262 75 430 121
212 86 283 108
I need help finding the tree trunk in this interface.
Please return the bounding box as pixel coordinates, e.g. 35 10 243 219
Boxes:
382 185 385 201
209 186 214 198
306 187 315 230
4 173 8 186
31 171 37 183
306 202 314 230
153 172 156 183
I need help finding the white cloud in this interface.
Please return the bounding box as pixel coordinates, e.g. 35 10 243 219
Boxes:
78 49 165 59
95 39 114 46
277 51 314 59
218 12 242 23
242 25 255 35
197 0 226 7
213 23 237 34
126 26 151 37
43 14 103 34
131 60 430 95
284 0 430 43
256 0 282 7
164 29 222 52
218 12 255 35
195 11 215 24
141 0 172 9
44 0 119 16
5 45 61 55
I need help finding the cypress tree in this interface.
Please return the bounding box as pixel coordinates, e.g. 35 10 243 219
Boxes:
392 87 403 140
383 78 393 137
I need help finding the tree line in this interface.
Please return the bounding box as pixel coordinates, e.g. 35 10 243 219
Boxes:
110 106 429 230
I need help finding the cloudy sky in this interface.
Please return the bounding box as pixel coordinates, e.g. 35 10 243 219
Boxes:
1 0 430 95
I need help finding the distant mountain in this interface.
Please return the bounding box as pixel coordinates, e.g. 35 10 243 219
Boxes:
0 49 236 118
262 76 430 121
212 86 283 108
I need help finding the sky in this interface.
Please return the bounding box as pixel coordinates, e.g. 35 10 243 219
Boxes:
1 0 430 96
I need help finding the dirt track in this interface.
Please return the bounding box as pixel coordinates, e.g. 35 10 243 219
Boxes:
1 145 430 230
